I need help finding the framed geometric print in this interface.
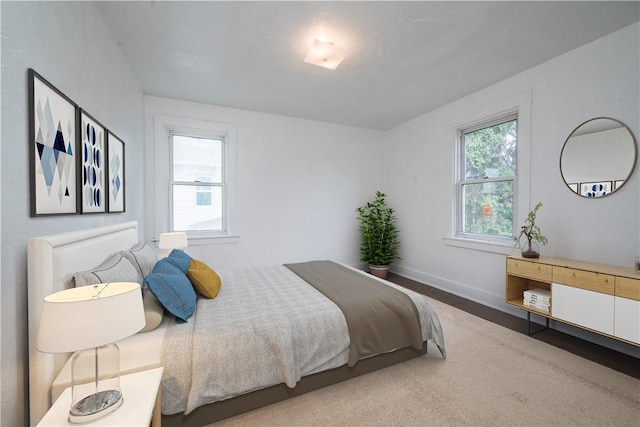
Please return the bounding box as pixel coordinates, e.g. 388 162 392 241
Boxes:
580 181 612 198
107 132 125 213
80 109 106 213
29 69 78 216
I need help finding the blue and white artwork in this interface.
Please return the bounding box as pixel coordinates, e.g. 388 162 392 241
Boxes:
31 70 78 215
580 181 612 198
81 110 106 213
107 132 125 212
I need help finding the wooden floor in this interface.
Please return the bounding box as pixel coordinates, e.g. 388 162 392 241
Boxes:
387 272 640 379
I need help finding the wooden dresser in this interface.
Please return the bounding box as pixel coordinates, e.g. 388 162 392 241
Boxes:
505 255 640 346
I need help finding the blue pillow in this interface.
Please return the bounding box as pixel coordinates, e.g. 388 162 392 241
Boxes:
144 268 196 322
153 257 186 275
167 249 192 272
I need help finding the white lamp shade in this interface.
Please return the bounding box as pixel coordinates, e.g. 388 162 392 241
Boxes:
37 282 145 354
158 232 188 250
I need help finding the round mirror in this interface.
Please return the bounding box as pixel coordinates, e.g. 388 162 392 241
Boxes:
560 117 637 198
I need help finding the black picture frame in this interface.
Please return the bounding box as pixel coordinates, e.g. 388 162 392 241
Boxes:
29 69 79 216
79 109 107 213
106 131 126 213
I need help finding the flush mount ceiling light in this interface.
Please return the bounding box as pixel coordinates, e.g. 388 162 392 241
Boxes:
303 39 347 70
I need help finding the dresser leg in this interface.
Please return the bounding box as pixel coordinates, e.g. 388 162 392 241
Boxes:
527 312 550 336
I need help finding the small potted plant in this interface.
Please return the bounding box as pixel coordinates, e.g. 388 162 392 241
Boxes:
356 191 400 278
516 202 548 258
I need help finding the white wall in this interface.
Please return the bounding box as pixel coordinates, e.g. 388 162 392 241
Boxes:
383 23 640 355
144 96 384 270
0 3 3 422
0 2 144 425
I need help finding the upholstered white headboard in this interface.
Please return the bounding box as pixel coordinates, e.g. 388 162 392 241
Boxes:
27 221 139 426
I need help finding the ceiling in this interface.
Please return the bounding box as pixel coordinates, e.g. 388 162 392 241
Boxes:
95 1 639 131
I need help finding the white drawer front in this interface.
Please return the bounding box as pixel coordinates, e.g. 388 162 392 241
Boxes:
614 296 640 344
552 283 614 335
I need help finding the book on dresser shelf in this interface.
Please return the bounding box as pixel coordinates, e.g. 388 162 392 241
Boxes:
523 288 550 312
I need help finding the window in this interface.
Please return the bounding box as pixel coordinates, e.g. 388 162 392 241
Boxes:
456 113 517 242
150 113 237 242
171 134 224 232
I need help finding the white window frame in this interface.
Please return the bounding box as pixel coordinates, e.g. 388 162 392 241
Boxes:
445 91 531 254
456 113 518 243
152 114 238 244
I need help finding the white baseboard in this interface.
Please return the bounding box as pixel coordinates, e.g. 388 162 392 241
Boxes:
391 265 515 314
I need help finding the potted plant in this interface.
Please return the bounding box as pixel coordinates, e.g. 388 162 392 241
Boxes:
356 191 400 278
516 201 548 258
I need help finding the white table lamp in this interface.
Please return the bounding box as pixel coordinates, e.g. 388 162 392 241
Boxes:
158 231 188 258
37 282 144 423
158 232 188 250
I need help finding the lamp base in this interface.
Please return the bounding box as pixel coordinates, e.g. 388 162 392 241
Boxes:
68 389 123 424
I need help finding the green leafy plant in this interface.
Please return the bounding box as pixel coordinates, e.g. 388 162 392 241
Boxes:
356 191 400 266
516 202 548 256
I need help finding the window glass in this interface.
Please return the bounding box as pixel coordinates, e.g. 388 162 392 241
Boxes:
172 184 223 232
172 135 222 183
461 180 514 238
463 119 516 180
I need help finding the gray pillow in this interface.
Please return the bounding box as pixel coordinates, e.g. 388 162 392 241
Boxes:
73 253 143 287
120 241 157 278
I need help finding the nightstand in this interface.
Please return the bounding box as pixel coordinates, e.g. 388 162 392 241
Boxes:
38 367 163 427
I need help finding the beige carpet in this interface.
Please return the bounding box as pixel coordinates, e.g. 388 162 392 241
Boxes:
212 297 639 426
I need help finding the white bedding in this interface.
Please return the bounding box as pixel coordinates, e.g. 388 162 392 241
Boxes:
161 264 445 415
49 263 445 418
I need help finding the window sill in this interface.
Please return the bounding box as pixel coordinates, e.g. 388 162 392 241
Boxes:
154 234 240 246
443 236 517 255
187 234 240 246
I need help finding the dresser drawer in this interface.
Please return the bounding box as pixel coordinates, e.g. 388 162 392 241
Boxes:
552 283 614 335
552 266 614 295
506 258 552 282
615 296 640 344
616 277 640 301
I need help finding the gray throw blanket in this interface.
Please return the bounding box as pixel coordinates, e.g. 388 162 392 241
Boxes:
285 260 424 366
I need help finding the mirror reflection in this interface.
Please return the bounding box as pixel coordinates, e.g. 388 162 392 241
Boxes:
560 117 637 198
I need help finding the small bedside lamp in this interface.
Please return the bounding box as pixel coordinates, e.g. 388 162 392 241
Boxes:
37 282 144 423
158 231 188 257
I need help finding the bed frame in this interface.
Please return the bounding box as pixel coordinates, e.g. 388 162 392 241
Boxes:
27 222 428 426
162 343 427 426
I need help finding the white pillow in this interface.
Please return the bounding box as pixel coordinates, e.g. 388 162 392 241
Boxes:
73 253 143 287
120 241 157 278
140 291 164 333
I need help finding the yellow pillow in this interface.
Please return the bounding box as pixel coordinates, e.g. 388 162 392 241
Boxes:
186 259 221 299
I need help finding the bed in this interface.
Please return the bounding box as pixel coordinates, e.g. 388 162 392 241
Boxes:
27 222 445 426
